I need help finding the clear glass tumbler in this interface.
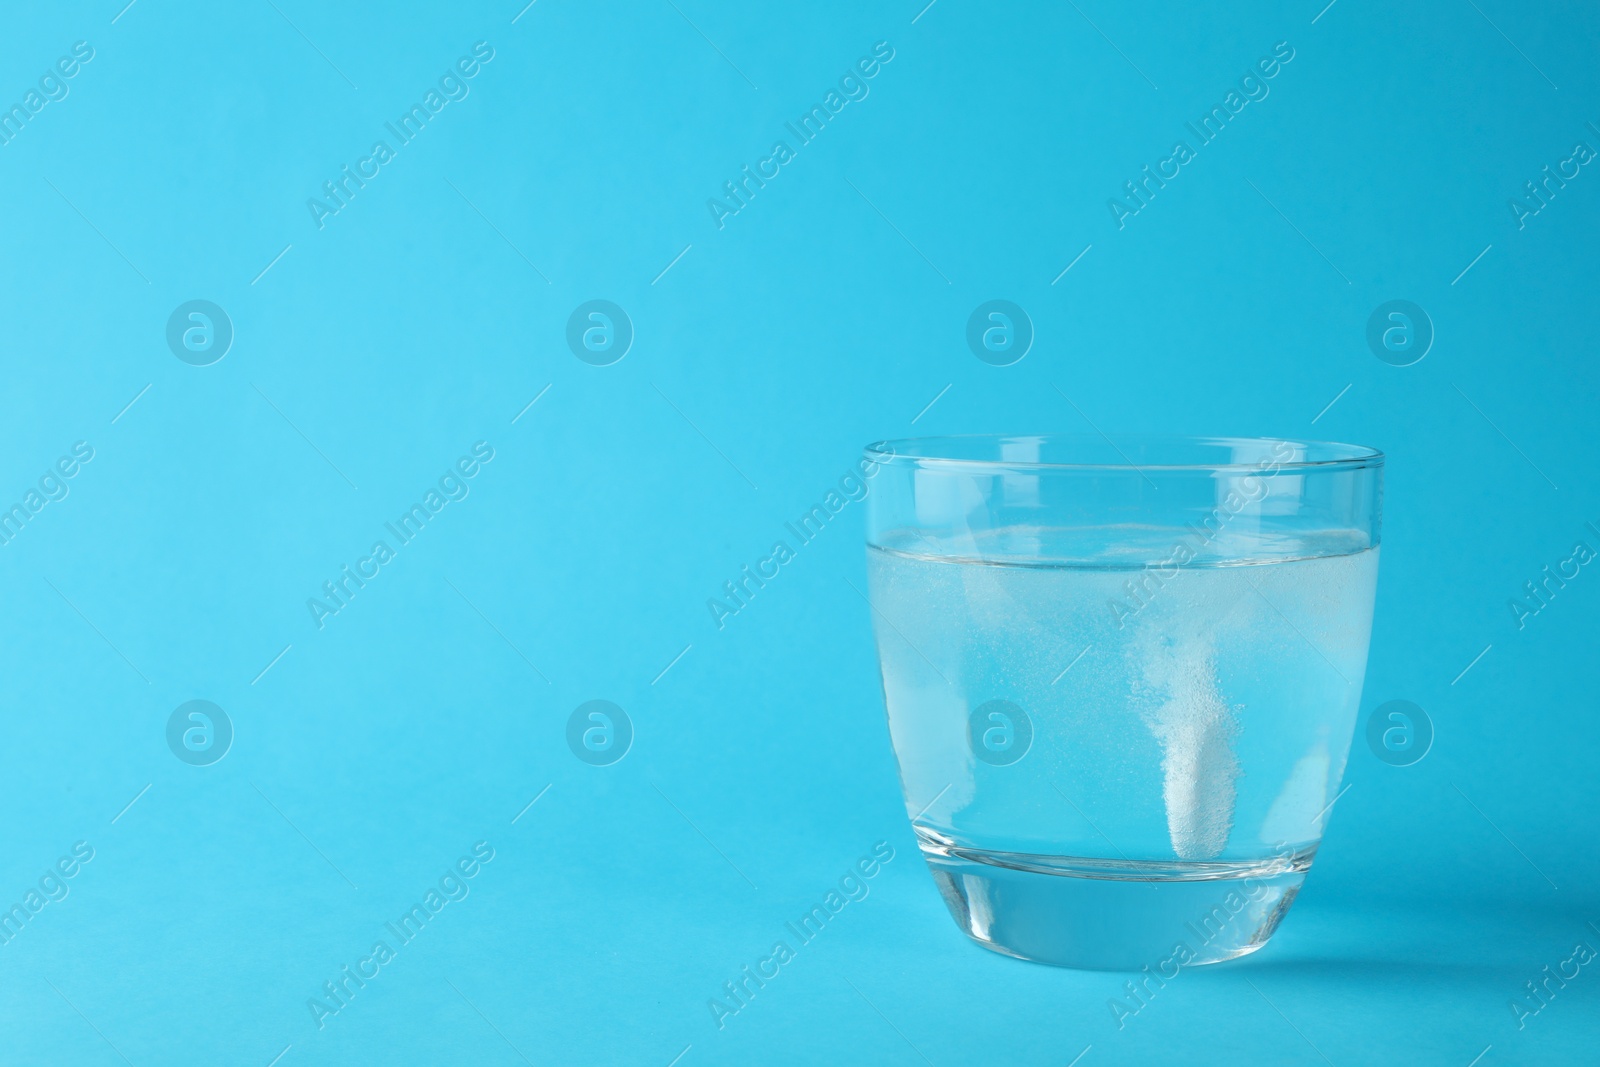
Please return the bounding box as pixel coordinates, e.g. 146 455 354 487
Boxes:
862 435 1382 970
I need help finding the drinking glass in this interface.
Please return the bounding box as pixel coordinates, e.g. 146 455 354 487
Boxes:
862 435 1382 970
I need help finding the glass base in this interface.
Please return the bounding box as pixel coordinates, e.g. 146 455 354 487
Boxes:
917 830 1312 971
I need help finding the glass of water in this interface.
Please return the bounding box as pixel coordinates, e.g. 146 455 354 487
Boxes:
863 435 1382 970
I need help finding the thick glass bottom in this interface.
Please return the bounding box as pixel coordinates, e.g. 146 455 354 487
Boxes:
917 830 1313 971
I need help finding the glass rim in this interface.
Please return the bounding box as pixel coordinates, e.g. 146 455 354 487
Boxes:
864 433 1384 474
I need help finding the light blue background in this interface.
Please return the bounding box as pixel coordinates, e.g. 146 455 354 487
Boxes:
1 1 1596 1064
